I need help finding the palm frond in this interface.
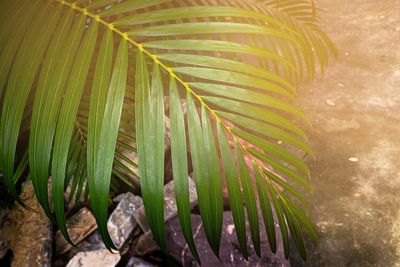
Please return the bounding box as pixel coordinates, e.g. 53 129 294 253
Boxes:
0 0 336 261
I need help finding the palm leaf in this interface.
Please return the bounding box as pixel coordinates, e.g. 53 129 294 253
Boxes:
0 0 336 262
92 38 129 249
217 122 248 259
235 142 260 256
51 19 98 243
169 78 201 262
135 50 166 250
187 93 223 256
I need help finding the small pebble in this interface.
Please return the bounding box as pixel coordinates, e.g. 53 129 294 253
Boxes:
325 99 336 106
277 140 283 145
354 193 361 197
378 15 385 20
344 52 349 56
348 157 359 162
337 83 344 87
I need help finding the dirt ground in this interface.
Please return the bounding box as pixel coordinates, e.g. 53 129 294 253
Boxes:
290 0 400 266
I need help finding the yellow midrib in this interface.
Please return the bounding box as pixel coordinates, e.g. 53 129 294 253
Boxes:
55 0 267 176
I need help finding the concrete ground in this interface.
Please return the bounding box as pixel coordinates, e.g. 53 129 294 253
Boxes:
290 0 400 266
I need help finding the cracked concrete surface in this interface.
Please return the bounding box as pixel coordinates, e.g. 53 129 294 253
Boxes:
290 0 400 266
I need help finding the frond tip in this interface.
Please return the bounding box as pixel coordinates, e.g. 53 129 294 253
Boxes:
0 0 335 262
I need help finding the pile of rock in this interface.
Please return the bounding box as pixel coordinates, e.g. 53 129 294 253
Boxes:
0 178 289 266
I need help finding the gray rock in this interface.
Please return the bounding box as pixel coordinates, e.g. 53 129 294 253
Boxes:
164 177 197 222
64 230 106 259
133 205 151 234
107 192 143 249
126 256 157 267
53 230 108 266
112 192 134 203
55 207 98 255
66 249 121 267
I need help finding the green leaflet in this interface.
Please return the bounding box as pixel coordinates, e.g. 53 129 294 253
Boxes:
217 122 248 259
0 0 42 96
13 149 29 185
169 78 200 262
267 180 290 259
174 67 294 99
29 11 84 219
0 2 60 207
87 28 113 224
129 22 297 44
235 142 260 256
0 0 28 54
254 165 277 253
203 96 307 138
280 193 307 261
99 0 171 17
113 5 301 40
135 50 166 250
65 132 84 186
262 168 308 205
247 147 311 191
282 193 318 245
91 39 128 249
51 21 98 243
67 149 86 204
73 166 87 209
157 54 292 90
232 127 310 176
217 111 313 156
114 5 289 27
85 0 117 10
144 40 295 69
190 83 308 122
201 106 224 256
186 93 220 257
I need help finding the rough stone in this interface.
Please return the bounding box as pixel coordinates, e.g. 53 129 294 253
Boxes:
113 192 133 203
107 192 143 249
60 230 107 263
55 207 97 255
129 233 161 257
165 209 289 267
133 206 151 234
1 181 52 267
53 232 106 267
66 249 121 267
126 256 157 267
